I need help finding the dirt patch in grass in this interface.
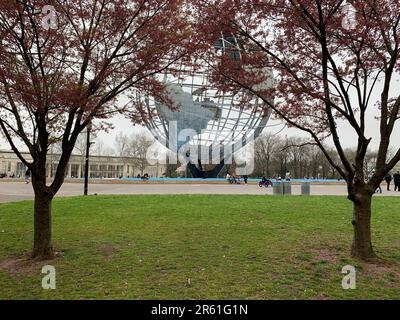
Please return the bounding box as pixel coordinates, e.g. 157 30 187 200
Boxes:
360 260 400 285
0 253 62 277
309 247 340 264
97 243 120 261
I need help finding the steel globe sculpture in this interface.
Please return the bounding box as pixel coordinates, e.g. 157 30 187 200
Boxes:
141 35 275 178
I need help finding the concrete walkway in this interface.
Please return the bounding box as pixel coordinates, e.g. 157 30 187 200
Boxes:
1 181 399 203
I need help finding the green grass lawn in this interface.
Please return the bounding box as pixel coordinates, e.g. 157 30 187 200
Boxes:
0 195 399 300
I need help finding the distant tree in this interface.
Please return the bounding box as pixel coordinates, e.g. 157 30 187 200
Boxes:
94 138 115 157
115 132 130 158
273 138 290 177
363 150 379 180
254 133 280 177
127 131 154 175
165 163 179 178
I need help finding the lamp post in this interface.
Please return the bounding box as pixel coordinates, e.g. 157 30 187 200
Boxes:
84 125 94 196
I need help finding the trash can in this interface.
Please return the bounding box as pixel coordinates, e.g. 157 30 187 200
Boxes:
301 182 311 195
283 182 292 195
273 182 284 195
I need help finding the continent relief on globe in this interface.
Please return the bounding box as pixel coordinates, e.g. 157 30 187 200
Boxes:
155 84 221 139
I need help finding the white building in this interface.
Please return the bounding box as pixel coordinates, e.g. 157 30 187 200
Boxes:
0 150 166 179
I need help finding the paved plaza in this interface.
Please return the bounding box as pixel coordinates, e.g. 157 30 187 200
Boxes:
0 181 399 203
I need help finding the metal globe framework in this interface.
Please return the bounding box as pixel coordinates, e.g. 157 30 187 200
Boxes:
141 34 275 178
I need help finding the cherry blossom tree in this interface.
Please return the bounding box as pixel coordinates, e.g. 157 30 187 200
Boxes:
195 0 400 260
0 0 193 260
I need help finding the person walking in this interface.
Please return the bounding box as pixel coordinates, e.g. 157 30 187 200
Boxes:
394 171 400 192
384 173 392 191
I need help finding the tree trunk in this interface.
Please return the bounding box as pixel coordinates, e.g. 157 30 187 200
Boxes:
351 191 376 260
32 191 54 260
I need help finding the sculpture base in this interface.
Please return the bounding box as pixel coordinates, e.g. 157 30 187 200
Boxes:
187 161 225 179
